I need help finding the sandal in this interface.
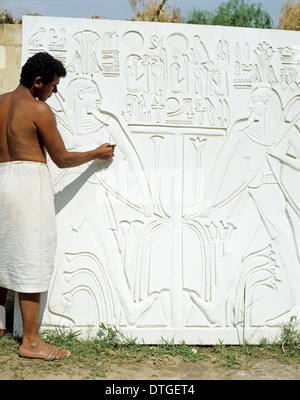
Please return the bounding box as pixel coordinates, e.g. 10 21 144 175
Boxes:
19 345 71 361
44 346 71 361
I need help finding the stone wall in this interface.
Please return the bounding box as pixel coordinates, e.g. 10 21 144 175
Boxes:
0 24 22 95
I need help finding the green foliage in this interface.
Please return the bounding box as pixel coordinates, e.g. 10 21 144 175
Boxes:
279 316 300 357
186 9 215 25
185 0 273 29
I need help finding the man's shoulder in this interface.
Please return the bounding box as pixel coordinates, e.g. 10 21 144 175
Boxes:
35 99 52 111
26 97 53 117
0 90 49 111
0 90 13 103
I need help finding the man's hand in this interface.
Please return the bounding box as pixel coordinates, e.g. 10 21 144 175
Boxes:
95 143 116 160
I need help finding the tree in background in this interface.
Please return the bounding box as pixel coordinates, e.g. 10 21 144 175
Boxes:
279 0 300 30
0 9 20 23
185 0 272 28
129 0 181 22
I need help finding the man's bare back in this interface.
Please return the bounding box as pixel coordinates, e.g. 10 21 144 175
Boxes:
0 86 49 163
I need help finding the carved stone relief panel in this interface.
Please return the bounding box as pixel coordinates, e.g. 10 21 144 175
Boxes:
19 16 300 344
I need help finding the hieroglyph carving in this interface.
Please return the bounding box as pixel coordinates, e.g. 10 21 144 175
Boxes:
19 16 300 344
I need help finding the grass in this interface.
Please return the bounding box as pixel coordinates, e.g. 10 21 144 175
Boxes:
1 291 299 379
0 320 300 379
0 327 209 379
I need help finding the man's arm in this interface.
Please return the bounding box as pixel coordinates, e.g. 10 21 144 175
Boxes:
35 102 114 168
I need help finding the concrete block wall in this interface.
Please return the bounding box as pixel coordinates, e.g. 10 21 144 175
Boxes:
0 24 22 95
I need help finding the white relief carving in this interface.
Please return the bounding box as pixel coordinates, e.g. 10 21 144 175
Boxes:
27 26 67 64
121 31 231 133
28 27 45 48
191 85 300 327
19 16 300 343
67 31 102 76
49 28 66 50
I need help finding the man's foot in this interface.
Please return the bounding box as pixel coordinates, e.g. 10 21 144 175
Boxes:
19 340 71 361
0 329 5 338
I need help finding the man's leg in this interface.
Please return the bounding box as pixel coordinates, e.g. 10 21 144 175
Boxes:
0 287 8 306
0 287 8 337
18 292 70 360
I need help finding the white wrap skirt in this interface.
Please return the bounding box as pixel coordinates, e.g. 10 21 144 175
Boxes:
0 161 57 293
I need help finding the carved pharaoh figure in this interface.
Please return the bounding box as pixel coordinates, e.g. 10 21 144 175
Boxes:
46 75 158 327
191 85 300 326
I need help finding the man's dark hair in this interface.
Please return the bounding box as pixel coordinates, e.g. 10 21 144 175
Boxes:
20 52 67 88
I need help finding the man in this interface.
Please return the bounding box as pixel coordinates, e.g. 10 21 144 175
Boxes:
0 52 115 360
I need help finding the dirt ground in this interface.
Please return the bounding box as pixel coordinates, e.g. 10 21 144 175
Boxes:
1 353 300 380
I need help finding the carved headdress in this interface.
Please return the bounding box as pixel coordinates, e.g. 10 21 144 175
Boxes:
243 84 283 146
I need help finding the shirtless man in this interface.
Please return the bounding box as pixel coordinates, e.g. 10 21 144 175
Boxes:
0 52 115 360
